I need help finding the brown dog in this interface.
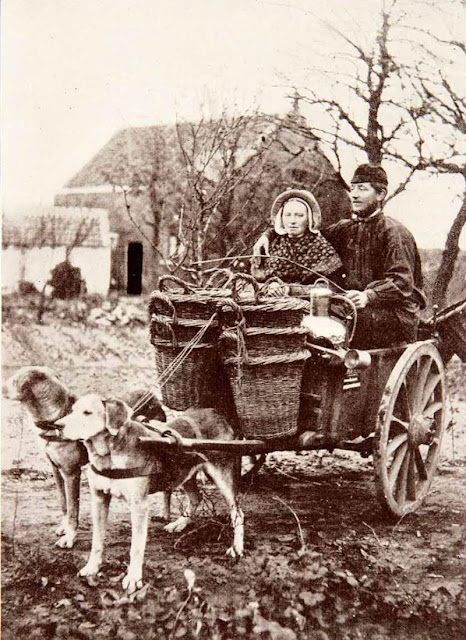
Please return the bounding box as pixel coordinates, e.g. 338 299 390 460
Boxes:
4 366 166 548
57 394 244 593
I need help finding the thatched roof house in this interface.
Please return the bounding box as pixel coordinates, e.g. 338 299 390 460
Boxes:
55 108 350 293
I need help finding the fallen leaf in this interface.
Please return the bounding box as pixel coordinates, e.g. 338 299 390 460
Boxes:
54 598 72 608
78 621 98 630
299 590 326 608
184 569 196 592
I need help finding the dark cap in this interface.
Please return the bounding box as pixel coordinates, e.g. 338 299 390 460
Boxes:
351 164 388 186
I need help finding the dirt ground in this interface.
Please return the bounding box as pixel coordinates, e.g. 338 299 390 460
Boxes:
2 316 465 640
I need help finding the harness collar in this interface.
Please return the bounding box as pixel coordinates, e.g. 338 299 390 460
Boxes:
34 396 76 438
34 420 67 441
90 464 155 479
88 421 179 480
35 420 61 431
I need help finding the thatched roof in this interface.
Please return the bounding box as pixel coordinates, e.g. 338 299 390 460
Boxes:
65 125 177 189
2 208 108 248
63 115 322 190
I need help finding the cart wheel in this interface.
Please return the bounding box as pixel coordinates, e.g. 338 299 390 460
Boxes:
241 454 267 484
373 341 447 517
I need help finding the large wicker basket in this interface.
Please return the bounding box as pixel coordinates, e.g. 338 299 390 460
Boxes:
223 353 309 439
151 337 219 410
220 297 311 439
149 276 236 411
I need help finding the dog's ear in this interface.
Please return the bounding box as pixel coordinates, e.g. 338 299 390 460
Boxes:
104 398 132 435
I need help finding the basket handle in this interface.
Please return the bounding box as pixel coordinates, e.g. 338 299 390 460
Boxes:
258 276 290 299
150 312 178 348
158 275 198 293
230 273 260 303
218 299 248 373
149 291 178 324
313 277 331 288
218 298 246 330
204 268 234 290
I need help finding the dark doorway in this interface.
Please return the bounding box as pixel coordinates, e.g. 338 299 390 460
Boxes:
127 242 143 295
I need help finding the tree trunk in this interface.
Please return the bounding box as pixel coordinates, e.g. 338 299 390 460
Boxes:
432 176 466 308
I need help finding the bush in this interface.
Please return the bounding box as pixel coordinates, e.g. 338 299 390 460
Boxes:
49 261 84 299
18 281 38 295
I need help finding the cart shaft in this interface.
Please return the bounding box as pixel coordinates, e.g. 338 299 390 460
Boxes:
139 434 330 454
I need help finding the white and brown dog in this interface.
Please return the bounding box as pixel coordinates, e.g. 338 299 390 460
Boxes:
4 366 166 549
56 394 244 593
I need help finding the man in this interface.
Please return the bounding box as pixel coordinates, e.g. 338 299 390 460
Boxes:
253 164 426 348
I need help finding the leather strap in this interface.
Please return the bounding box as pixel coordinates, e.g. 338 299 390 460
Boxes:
35 420 61 431
90 463 155 479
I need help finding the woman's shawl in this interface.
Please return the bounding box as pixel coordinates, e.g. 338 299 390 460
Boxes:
263 232 342 283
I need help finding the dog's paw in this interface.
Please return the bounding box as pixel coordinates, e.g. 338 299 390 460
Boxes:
55 532 76 549
164 516 190 533
79 560 101 577
122 572 143 594
54 523 66 536
225 545 243 559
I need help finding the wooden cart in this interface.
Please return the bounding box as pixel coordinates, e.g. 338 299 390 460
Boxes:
145 276 465 519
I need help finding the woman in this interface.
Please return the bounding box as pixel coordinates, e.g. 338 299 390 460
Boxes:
252 189 344 290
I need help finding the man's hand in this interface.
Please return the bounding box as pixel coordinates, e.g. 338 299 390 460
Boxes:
346 290 370 309
253 234 270 257
265 282 289 298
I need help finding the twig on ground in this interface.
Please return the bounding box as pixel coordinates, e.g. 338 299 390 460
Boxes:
362 521 385 547
273 495 306 552
170 590 193 640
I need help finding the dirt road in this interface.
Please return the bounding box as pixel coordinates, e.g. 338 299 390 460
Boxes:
2 321 465 640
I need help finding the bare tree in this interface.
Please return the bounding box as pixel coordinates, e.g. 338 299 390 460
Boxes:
173 109 280 278
405 0 466 306
279 0 465 302
287 1 421 176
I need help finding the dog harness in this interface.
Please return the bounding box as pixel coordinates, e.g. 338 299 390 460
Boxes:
34 397 76 441
90 462 154 479
89 424 183 481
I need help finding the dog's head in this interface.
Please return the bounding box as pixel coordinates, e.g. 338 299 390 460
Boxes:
57 394 133 441
4 366 71 419
123 389 166 423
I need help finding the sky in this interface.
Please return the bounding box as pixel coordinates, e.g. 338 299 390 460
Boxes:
1 0 465 249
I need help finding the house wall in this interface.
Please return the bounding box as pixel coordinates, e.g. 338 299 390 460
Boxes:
2 246 111 295
55 191 170 294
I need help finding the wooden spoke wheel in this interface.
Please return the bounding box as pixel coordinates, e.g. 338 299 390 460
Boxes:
373 341 447 517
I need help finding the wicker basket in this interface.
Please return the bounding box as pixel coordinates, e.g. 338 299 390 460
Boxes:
220 297 310 439
151 337 219 410
149 276 245 412
223 353 309 439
